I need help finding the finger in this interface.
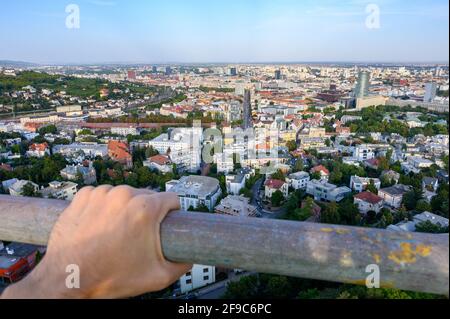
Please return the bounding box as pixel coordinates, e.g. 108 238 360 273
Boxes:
148 192 181 224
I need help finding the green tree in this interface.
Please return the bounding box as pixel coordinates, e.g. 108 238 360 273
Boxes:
22 182 38 197
286 140 297 152
271 190 284 207
321 202 340 224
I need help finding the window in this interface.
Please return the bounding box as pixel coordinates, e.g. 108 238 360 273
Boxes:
186 279 192 285
186 272 191 277
203 276 209 281
203 268 209 273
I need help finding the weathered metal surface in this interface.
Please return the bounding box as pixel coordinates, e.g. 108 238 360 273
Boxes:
0 195 448 295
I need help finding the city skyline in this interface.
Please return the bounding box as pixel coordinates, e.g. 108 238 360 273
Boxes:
0 0 449 64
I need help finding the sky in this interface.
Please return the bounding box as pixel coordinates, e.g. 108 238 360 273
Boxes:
0 0 448 64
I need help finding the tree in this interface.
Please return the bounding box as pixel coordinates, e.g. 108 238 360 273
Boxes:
239 187 252 198
293 159 304 172
22 182 38 197
416 200 431 212
223 275 260 299
415 221 449 234
271 170 286 181
321 202 340 224
379 208 394 226
271 190 284 207
402 189 423 211
293 197 314 221
366 180 378 194
286 140 297 152
338 200 360 226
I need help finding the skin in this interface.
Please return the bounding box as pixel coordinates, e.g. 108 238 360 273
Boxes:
1 185 192 299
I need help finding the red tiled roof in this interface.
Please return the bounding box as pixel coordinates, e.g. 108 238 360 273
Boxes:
108 141 132 162
29 142 49 152
265 179 286 189
354 191 383 204
311 165 330 175
150 154 171 166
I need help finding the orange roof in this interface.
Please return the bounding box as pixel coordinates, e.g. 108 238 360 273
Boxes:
354 191 383 204
149 154 171 166
108 141 132 162
311 165 330 175
29 142 49 152
265 179 286 189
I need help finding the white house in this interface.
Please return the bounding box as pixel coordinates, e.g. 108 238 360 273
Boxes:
8 180 39 196
349 175 381 193
40 181 78 201
265 179 289 199
354 191 384 214
286 171 310 190
353 144 375 161
179 265 216 294
378 184 412 209
306 179 351 202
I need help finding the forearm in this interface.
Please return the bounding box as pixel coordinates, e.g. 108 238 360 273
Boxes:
1 259 83 299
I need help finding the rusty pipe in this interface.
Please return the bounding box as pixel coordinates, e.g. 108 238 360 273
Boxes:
0 195 448 295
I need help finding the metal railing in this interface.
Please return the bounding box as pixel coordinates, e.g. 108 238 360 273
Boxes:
0 195 448 295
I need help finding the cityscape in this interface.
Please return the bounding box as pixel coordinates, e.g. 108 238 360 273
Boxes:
0 0 449 303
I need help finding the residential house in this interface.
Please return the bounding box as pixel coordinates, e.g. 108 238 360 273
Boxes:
306 179 351 202
214 195 258 217
8 180 39 197
378 184 412 209
143 154 173 174
350 175 381 193
354 191 384 214
310 165 330 181
60 162 97 185
265 179 289 199
26 142 50 158
40 181 78 201
108 140 133 169
286 171 310 190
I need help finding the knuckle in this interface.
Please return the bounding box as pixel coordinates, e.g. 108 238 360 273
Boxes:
108 185 135 201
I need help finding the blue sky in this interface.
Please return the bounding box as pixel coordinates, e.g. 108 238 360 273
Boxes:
0 0 448 64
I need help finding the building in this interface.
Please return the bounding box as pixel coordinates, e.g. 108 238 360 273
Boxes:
265 179 289 199
111 126 140 136
355 96 387 110
388 211 449 232
243 89 252 129
143 154 173 174
108 141 133 169
306 179 351 202
422 177 439 193
310 165 330 181
225 168 254 195
53 143 108 159
27 142 50 158
214 195 258 217
127 70 136 80
378 184 412 209
350 175 381 193
8 180 39 197
354 191 384 214
424 82 437 103
40 181 78 201
354 71 370 98
214 153 234 174
286 171 310 190
353 145 375 161
274 69 281 80
167 175 222 212
149 127 203 172
60 162 97 185
179 265 215 294
381 170 400 184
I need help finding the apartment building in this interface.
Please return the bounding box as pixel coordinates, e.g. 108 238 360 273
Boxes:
378 184 412 209
306 179 351 202
286 171 310 190
40 181 78 201
179 265 216 294
349 175 381 193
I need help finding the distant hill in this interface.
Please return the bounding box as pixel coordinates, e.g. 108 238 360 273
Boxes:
0 60 39 67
